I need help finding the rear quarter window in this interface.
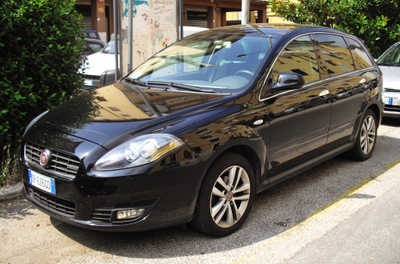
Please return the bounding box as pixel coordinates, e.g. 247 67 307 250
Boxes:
346 38 374 69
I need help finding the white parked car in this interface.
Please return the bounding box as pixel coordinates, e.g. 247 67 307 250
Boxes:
180 26 209 37
80 27 209 90
376 42 400 118
80 39 118 90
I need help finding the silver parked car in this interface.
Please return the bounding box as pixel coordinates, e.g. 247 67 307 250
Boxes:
376 42 400 118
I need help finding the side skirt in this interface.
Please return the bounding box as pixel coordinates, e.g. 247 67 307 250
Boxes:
257 141 355 194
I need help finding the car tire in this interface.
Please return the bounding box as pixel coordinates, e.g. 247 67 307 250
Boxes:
190 152 255 237
348 109 377 161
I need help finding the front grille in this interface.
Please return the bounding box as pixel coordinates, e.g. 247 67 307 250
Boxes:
384 88 400 93
385 105 400 112
82 75 100 80
25 142 80 179
91 207 113 222
27 185 75 217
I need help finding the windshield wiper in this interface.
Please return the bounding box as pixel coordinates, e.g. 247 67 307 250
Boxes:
171 83 217 93
124 78 148 87
147 81 217 93
171 83 203 92
148 80 171 86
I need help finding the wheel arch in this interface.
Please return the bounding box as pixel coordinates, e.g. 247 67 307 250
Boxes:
351 102 382 142
199 141 265 194
368 103 382 126
223 145 262 186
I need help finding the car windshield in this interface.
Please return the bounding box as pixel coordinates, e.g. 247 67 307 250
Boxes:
101 39 118 54
376 43 400 66
127 33 278 92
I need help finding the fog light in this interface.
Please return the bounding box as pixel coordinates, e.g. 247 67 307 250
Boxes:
117 208 145 220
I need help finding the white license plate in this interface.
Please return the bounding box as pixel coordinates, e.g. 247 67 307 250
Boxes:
384 97 392 105
84 79 94 86
28 170 56 194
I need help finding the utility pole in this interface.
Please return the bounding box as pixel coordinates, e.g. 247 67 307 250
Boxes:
241 0 250 24
113 0 120 81
128 0 133 73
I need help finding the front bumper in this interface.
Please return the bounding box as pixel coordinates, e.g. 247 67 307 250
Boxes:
23 157 202 232
383 90 400 118
21 137 204 232
81 70 116 91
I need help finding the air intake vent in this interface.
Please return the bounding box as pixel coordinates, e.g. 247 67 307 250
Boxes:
384 88 400 93
82 74 100 80
27 185 75 217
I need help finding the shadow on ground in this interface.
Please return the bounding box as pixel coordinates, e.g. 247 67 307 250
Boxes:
0 197 36 220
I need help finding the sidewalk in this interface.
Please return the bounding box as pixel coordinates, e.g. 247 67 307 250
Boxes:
0 182 23 201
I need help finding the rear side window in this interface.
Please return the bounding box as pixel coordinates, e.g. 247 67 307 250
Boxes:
314 34 355 76
272 35 320 84
346 38 374 69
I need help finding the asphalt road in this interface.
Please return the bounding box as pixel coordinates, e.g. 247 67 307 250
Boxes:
1 118 400 264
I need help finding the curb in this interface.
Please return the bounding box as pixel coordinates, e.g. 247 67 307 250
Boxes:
0 182 24 201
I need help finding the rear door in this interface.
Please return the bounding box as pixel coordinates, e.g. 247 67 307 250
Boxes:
313 34 374 146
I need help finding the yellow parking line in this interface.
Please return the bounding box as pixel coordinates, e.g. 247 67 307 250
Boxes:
230 156 400 264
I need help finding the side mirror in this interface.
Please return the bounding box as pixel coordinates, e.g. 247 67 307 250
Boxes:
269 72 305 90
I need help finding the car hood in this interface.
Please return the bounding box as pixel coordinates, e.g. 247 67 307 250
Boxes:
79 52 117 76
379 66 400 90
31 83 234 150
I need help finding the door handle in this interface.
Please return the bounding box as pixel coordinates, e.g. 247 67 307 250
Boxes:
253 119 263 126
319 90 330 97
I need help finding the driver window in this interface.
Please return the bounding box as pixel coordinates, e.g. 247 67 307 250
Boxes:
271 35 320 84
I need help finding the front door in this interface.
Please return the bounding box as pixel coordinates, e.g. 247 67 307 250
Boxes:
262 35 330 176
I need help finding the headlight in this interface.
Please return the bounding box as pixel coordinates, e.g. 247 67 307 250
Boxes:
94 133 185 171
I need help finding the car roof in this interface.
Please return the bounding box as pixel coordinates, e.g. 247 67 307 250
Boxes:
202 23 344 38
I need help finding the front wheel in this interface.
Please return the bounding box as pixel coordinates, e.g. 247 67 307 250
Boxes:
348 109 378 161
190 153 255 237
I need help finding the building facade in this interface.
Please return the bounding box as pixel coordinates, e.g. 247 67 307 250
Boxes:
74 0 292 43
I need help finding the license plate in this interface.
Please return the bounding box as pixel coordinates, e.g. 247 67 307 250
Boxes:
384 97 392 105
28 170 56 194
84 79 94 86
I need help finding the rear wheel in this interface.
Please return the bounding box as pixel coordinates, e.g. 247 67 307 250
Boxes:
190 153 255 237
348 109 377 161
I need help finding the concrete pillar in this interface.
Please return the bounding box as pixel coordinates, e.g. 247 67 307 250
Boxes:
241 0 250 24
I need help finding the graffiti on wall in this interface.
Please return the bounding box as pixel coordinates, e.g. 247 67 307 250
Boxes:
121 0 177 73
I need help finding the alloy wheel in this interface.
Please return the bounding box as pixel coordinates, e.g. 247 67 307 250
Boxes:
360 115 376 155
209 165 251 228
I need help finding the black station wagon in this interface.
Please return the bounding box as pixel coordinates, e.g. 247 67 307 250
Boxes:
20 24 383 237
